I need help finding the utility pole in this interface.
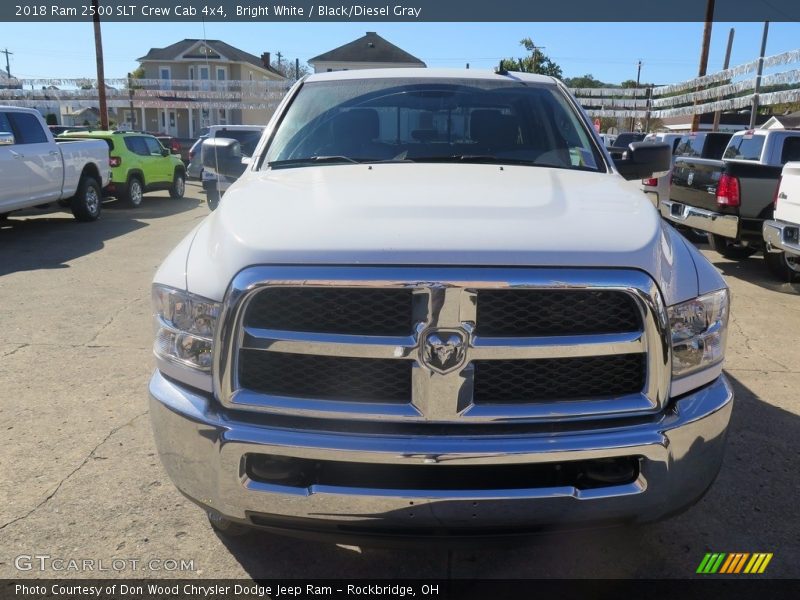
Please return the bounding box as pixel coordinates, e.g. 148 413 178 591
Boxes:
629 61 642 132
92 0 108 130
276 51 283 68
690 0 716 132
1 48 12 77
127 72 136 130
712 28 735 132
295 58 299 80
749 21 770 130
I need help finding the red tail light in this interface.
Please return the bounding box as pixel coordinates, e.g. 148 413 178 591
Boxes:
774 177 782 209
109 156 121 167
642 177 658 186
716 173 740 207
189 150 195 160
172 140 181 153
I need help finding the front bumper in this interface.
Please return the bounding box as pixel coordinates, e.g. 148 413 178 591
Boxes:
660 200 739 239
149 370 733 538
763 219 800 257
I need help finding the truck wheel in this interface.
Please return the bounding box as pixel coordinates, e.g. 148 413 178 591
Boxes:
206 511 252 537
70 176 102 222
169 171 186 199
206 188 221 211
765 250 800 282
708 234 758 259
121 177 144 208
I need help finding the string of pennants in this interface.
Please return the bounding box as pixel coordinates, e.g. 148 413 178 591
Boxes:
2 48 799 121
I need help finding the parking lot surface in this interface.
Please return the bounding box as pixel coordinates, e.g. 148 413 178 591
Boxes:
1 183 798 579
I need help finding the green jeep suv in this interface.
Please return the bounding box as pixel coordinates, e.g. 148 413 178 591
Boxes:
59 131 186 207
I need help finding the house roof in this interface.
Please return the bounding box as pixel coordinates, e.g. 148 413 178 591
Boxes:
308 32 425 66
764 111 800 129
137 39 284 78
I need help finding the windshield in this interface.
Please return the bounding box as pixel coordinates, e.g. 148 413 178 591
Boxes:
263 78 603 172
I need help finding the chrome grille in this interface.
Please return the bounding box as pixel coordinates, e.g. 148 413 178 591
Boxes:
215 267 670 423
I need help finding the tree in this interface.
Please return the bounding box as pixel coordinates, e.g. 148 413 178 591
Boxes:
269 58 311 82
498 38 563 79
45 113 58 126
563 74 607 89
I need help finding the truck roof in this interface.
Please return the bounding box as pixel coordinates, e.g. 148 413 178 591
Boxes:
306 68 557 85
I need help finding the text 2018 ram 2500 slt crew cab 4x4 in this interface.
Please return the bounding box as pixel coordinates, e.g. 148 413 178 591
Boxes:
149 70 733 540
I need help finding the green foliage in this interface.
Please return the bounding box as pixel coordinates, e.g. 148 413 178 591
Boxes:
498 38 563 79
563 74 608 88
45 113 58 126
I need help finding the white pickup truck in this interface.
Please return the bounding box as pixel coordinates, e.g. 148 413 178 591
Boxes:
0 107 110 222
763 162 800 281
149 69 733 541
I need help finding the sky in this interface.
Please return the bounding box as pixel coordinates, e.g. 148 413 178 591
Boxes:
2 21 798 86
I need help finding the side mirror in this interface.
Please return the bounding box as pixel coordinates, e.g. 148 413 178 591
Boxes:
0 132 15 146
161 148 169 157
614 142 671 181
202 138 248 179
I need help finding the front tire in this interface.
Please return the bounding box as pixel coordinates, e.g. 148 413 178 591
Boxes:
206 188 221 211
121 176 144 208
70 176 102 222
765 250 800 282
708 234 758 259
169 171 186 199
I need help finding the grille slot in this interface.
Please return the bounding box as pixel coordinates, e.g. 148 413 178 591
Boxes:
238 349 411 403
243 287 414 336
473 354 646 404
476 290 641 336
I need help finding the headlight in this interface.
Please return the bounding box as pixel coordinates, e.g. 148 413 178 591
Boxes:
152 285 221 371
668 288 729 378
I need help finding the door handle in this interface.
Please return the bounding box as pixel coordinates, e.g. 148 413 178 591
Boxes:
10 150 24 159
49 150 60 156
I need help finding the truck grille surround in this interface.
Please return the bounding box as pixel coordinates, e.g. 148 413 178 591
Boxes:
215 267 670 425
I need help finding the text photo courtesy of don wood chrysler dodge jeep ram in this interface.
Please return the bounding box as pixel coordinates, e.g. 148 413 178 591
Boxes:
149 69 732 540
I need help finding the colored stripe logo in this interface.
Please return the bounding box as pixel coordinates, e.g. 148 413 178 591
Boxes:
696 552 773 574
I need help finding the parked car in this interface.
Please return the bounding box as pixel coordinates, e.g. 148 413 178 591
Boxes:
612 132 646 148
48 125 91 136
201 125 265 210
0 107 110 221
641 132 732 207
661 128 800 259
186 135 207 180
151 69 732 541
60 130 186 206
149 133 182 157
763 161 800 281
598 133 617 148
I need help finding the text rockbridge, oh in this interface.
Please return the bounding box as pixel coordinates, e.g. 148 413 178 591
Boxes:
236 4 423 18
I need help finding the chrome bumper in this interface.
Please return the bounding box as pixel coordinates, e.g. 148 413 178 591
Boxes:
660 200 739 239
149 370 733 536
763 219 800 257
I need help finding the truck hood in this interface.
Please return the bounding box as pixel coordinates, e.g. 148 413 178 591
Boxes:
183 163 700 304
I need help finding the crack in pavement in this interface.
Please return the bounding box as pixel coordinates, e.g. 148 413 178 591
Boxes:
85 297 144 346
729 313 792 372
0 411 149 532
1 344 28 358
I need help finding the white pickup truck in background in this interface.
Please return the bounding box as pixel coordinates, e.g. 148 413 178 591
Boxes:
763 161 800 281
0 107 110 222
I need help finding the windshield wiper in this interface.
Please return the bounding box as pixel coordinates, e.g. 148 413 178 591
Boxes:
268 155 363 168
411 155 536 166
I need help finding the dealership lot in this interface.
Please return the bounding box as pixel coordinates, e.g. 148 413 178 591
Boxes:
0 183 798 579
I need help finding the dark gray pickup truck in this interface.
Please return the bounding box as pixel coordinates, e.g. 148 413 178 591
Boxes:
661 128 800 259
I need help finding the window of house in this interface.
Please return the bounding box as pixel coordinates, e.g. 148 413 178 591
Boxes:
159 67 171 91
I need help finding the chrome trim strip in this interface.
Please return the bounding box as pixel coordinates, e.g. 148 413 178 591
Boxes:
660 199 739 239
214 267 670 423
